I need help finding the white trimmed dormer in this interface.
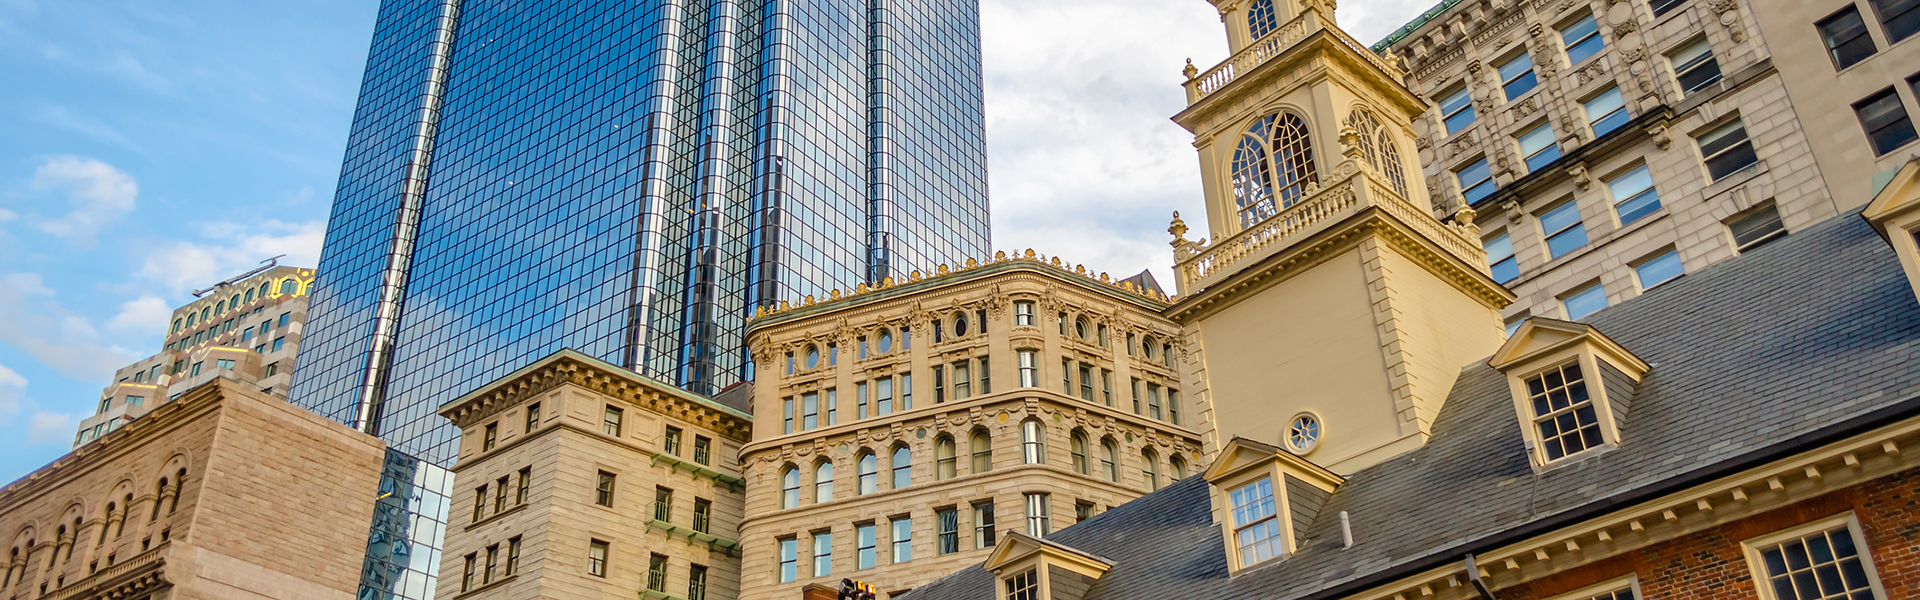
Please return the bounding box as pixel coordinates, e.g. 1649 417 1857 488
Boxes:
1488 318 1650 471
1202 437 1344 574
984 532 1114 600
1863 157 1920 303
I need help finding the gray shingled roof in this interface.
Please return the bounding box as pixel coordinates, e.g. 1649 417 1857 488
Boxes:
901 210 1920 600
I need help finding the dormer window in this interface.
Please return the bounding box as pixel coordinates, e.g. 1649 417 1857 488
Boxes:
1491 319 1649 469
985 532 1113 600
1006 569 1040 600
1525 362 1602 460
1229 478 1284 565
1203 438 1344 572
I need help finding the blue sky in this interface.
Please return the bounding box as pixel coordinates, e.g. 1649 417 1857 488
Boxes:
0 0 1419 482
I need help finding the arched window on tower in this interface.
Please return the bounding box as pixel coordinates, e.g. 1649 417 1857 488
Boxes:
814 461 834 503
1247 0 1280 39
1232 113 1319 228
1345 108 1410 199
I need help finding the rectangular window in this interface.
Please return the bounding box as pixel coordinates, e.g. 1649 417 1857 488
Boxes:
691 498 712 534
271 337 285 352
516 467 530 504
1518 123 1561 172
1147 385 1164 419
688 564 708 600
1819 6 1878 69
827 388 838 425
1170 389 1182 425
1100 369 1113 406
215 358 235 370
1007 569 1040 600
937 508 959 555
976 358 989 395
596 471 616 506
954 362 972 400
1015 301 1034 325
1062 358 1073 393
1018 350 1038 387
1635 250 1685 289
778 537 798 582
974 501 997 549
472 486 487 522
858 381 871 417
461 553 476 591
899 374 912 410
857 523 878 569
1526 362 1602 459
1499 52 1538 100
812 531 834 577
1441 85 1476 134
240 327 253 343
1869 0 1919 43
783 397 794 434
603 406 623 436
891 517 913 563
1670 37 1722 95
664 426 682 455
1651 0 1688 15
1457 158 1496 204
492 476 507 512
1561 14 1604 64
505 537 521 576
648 554 668 591
877 377 894 415
263 362 279 376
588 540 609 577
1698 119 1760 181
1563 283 1609 320
483 423 497 451
1076 501 1096 522
802 392 818 430
525 403 540 433
931 367 944 404
694 436 711 465
655 487 673 521
1078 363 1094 401
1024 493 1051 537
191 362 203 377
1540 200 1590 259
1230 477 1285 565
1609 165 1661 224
1729 202 1787 251
1485 232 1519 284
126 395 143 407
1131 378 1143 413
1748 520 1882 600
1855 87 1918 155
277 312 291 327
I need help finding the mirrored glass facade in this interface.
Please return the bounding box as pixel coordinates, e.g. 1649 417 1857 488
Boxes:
290 0 988 598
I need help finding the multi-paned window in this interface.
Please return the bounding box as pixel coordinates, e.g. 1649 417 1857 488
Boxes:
1518 122 1562 172
1670 37 1723 95
778 537 798 582
525 403 540 433
1562 14 1604 63
1018 350 1038 387
688 564 708 600
603 406 623 436
937 508 960 554
1609 165 1661 224
1819 6 1878 70
974 501 997 549
1635 250 1685 289
1229 477 1285 566
596 471 616 507
936 436 957 479
782 467 801 508
482 424 497 451
1102 439 1120 482
655 487 673 521
693 499 712 533
1442 85 1476 134
892 446 912 489
972 430 994 473
1540 200 1589 259
1868 0 1918 43
1014 301 1034 325
1563 283 1609 320
1247 0 1280 38
1024 493 1051 536
1748 519 1883 600
813 531 834 577
1729 202 1788 251
857 523 878 569
891 517 914 563
1006 569 1040 600
815 462 834 502
1854 87 1917 155
1499 52 1539 100
1457 158 1496 204
859 452 879 494
588 540 610 577
1526 362 1602 460
1698 119 1760 180
1021 420 1047 464
648 554 668 591
1485 232 1520 284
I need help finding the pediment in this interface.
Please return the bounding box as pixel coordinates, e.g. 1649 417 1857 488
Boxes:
983 532 1113 578
1863 158 1920 237
1489 318 1648 381
1203 437 1343 490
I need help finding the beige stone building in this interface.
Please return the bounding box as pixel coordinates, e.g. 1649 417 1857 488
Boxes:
1360 0 1863 328
77 263 315 448
0 379 385 600
737 258 1203 599
434 350 752 600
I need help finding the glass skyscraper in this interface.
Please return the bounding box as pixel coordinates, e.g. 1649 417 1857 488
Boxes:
290 0 990 597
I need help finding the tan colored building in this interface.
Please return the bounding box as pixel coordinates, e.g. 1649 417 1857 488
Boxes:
738 258 1203 599
434 350 752 600
1365 0 1850 328
0 379 385 600
77 264 315 448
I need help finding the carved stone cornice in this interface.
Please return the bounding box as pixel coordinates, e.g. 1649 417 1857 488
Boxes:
439 350 752 442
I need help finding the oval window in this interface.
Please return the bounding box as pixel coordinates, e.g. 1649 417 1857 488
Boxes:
954 314 969 337
1142 336 1156 359
805 345 820 370
878 330 894 353
1076 316 1090 339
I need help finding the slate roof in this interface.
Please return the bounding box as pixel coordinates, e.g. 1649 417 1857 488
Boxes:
901 210 1920 600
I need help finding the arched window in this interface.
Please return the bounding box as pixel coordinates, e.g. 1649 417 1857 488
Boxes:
244 289 254 304
1345 109 1410 198
891 446 912 489
1142 449 1161 491
216 300 226 314
1101 439 1120 483
1231 113 1319 228
280 279 297 295
857 452 878 495
150 478 168 521
118 494 131 536
935 435 957 480
1020 420 1046 465
170 468 186 513
1171 454 1188 479
257 282 270 299
970 430 993 474
1247 0 1280 38
781 466 801 509
814 462 834 503
1070 431 1090 474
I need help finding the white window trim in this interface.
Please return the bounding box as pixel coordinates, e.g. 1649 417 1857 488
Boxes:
1505 351 1624 471
1544 574 1641 600
1741 512 1889 600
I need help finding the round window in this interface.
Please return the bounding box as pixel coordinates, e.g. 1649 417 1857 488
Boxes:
1142 336 1156 359
954 314 969 336
878 330 894 353
1076 316 1090 339
1286 413 1322 454
804 345 820 370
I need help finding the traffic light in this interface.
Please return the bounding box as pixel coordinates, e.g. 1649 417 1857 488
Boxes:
838 578 879 600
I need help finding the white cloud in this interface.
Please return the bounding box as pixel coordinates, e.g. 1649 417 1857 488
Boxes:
136 219 324 295
0 208 15 223
0 272 139 379
29 155 137 244
0 364 24 420
33 104 137 150
26 411 75 445
106 295 170 335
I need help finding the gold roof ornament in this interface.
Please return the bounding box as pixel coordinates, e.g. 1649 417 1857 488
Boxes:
995 251 1007 261
966 257 979 268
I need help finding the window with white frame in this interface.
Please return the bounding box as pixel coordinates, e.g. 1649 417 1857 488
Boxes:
1525 361 1602 460
857 523 878 569
1229 477 1285 566
781 466 801 508
1485 232 1519 284
778 537 798 582
892 446 912 490
1499 52 1539 100
1745 515 1885 600
1015 301 1034 325
1609 164 1660 224
1518 122 1562 172
1441 84 1476 134
1669 37 1723 95
1561 14 1604 64
1729 202 1788 251
891 517 914 563
814 462 834 503
858 452 878 494
1005 568 1040 600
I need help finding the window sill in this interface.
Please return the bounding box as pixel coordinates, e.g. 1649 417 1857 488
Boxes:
1702 159 1766 199
1871 137 1920 159
641 590 691 600
464 501 529 531
454 573 519 598
652 453 745 492
643 517 742 557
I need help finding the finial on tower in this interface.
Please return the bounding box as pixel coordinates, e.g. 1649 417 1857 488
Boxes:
1183 59 1198 80
1169 211 1189 243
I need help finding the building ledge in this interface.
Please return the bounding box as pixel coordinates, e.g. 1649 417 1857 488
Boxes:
641 589 691 600
643 519 742 557
454 573 518 598
651 454 746 492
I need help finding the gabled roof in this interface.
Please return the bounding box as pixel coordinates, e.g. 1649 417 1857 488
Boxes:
1203 437 1344 491
900 210 1920 600
1488 318 1649 378
982 532 1117 577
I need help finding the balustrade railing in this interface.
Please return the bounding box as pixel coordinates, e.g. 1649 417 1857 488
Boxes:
1184 7 1405 104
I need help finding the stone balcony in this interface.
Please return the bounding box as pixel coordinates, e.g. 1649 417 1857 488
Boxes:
1183 5 1404 106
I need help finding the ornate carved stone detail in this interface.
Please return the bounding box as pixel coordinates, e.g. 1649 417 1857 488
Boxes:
1646 124 1672 150
1710 0 1745 41
1574 59 1608 85
1568 163 1593 190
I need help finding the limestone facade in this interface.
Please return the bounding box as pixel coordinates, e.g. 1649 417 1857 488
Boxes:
0 379 385 600
738 259 1203 599
435 350 752 600
77 265 314 448
1376 0 1844 325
